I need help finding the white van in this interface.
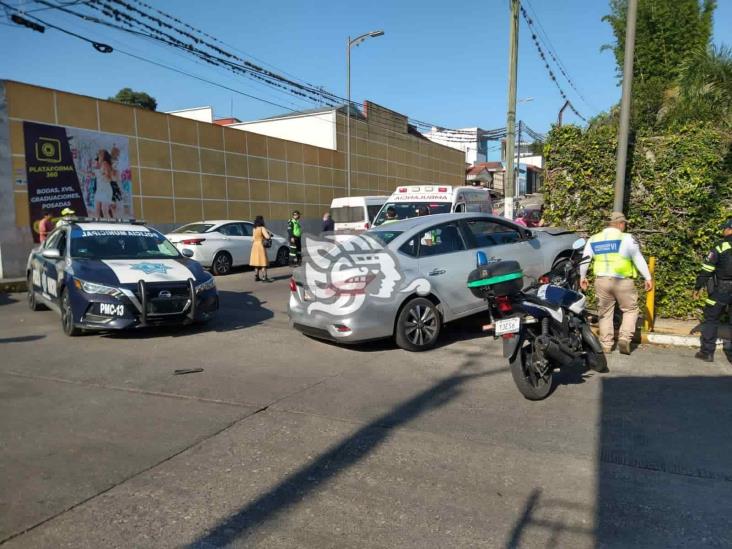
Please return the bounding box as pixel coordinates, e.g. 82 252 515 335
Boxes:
330 196 388 232
372 185 492 226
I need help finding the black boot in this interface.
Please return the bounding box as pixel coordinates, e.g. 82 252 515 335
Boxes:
695 351 714 362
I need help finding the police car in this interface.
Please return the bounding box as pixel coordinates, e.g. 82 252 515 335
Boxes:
26 218 218 336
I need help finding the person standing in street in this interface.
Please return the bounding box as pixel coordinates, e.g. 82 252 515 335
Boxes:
321 212 334 233
287 210 303 266
38 212 54 243
249 215 272 282
693 219 732 363
580 212 653 355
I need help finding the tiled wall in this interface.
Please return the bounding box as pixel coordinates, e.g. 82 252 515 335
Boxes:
5 80 465 230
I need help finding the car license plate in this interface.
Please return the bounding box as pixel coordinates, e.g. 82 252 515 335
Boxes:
495 317 520 335
99 303 125 316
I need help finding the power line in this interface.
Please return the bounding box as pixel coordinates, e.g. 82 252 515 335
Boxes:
519 5 587 122
522 0 597 112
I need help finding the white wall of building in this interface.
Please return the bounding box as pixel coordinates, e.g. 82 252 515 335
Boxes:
166 106 214 123
228 110 338 151
424 127 487 165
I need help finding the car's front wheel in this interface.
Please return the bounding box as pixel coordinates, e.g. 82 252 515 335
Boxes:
395 297 441 352
275 246 289 267
211 251 233 276
60 288 81 336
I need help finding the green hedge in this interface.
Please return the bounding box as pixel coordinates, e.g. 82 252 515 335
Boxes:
543 123 731 318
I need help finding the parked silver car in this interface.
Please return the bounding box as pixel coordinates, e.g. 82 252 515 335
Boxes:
288 213 579 351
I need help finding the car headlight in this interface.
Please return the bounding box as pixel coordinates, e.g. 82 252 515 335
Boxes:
195 275 216 294
73 278 123 297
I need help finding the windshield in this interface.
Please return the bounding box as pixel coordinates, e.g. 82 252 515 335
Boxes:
373 202 452 226
171 223 214 234
366 230 403 245
331 206 365 223
70 229 180 260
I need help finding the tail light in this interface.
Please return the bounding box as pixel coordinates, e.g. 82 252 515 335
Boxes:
539 275 550 284
333 324 351 333
364 222 370 229
398 187 407 192
289 277 297 292
181 238 205 245
496 295 513 313
438 187 448 192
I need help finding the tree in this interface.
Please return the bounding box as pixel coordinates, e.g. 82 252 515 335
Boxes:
603 0 716 130
109 88 157 111
660 45 732 130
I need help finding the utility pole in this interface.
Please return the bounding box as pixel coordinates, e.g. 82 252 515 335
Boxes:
504 0 519 219
346 35 352 197
516 119 522 198
614 0 638 213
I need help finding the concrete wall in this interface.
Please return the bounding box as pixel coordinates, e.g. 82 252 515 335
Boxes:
0 80 464 278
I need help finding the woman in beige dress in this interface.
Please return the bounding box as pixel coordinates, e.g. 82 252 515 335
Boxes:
250 215 272 282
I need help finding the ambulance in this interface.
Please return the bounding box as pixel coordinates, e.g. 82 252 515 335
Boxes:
372 185 492 226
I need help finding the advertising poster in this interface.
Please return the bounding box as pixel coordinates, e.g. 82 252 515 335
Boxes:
23 121 133 242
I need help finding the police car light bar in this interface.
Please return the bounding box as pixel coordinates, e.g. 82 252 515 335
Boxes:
63 216 147 225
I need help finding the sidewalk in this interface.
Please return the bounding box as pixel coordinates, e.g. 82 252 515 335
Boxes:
0 278 26 293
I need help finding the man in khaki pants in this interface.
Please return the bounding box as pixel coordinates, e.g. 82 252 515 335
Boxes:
580 212 653 354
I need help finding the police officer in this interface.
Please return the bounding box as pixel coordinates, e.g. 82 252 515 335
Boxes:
693 219 732 362
580 212 653 355
287 210 303 266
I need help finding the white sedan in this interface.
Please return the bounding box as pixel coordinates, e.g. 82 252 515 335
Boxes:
166 220 290 275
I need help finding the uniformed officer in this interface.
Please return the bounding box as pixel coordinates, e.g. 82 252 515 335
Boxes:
287 210 303 266
693 219 732 362
580 212 653 355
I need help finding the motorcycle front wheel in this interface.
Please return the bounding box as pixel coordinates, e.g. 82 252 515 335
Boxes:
509 334 554 400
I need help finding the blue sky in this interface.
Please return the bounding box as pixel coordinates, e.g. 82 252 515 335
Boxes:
1 0 731 135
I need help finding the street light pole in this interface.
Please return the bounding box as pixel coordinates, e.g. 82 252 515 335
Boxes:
346 30 384 197
614 0 638 213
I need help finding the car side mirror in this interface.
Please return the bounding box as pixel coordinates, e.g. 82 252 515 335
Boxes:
181 248 194 258
476 250 488 267
572 238 586 250
41 248 61 260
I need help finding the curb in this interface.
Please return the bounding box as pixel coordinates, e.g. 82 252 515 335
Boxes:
642 332 724 348
0 278 27 293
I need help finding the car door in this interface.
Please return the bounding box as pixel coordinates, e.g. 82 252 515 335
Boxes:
461 217 544 282
414 221 480 317
36 228 67 307
238 222 254 263
217 223 248 265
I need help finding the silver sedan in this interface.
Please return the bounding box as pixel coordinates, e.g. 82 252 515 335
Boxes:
288 213 578 351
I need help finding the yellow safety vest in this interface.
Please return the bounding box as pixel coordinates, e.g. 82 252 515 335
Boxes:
589 227 638 279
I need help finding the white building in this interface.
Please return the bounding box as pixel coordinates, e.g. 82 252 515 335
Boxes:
424 127 487 165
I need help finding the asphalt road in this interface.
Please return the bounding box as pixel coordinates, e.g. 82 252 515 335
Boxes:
1 269 731 548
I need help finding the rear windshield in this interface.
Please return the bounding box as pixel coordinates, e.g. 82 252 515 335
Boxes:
70 229 180 260
366 230 403 245
373 202 452 226
331 206 366 223
171 223 214 234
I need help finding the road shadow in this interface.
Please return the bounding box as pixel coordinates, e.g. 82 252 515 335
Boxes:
505 488 593 548
596 375 732 547
102 291 273 339
0 293 18 307
188 361 508 547
0 335 46 344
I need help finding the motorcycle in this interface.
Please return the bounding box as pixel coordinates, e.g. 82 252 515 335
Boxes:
467 238 608 401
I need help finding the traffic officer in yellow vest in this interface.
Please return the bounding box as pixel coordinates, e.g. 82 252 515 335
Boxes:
692 219 732 363
579 212 653 355
287 210 303 266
